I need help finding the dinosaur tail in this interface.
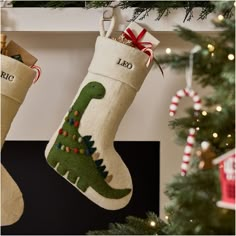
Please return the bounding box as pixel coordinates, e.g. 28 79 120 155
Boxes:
76 176 131 199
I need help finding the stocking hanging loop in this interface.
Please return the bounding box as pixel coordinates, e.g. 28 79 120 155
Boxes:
99 8 116 38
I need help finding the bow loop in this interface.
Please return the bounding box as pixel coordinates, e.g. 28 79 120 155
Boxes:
123 27 154 68
123 28 153 50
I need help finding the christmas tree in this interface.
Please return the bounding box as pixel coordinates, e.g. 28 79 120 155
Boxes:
87 1 235 235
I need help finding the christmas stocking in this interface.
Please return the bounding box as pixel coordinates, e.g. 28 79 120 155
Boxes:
45 16 154 210
1 55 36 226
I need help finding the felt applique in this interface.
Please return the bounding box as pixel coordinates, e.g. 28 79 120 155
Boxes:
46 82 131 199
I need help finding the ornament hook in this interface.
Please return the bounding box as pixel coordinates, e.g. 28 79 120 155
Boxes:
185 45 201 90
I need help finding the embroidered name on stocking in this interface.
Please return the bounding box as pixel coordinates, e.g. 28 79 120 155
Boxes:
1 71 15 82
117 58 133 69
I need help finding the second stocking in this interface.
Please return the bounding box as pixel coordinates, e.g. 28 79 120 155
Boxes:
1 54 37 225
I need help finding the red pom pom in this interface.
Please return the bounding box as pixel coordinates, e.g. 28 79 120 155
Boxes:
74 148 79 154
74 121 80 127
58 128 63 135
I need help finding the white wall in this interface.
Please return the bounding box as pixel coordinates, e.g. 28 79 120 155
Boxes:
4 31 208 219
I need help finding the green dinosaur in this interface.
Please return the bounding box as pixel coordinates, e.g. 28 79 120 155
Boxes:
46 81 131 199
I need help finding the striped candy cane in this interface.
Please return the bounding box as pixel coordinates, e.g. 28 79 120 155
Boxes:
181 128 195 176
169 88 201 116
169 87 202 176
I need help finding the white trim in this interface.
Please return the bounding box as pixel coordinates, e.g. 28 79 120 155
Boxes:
216 201 235 210
213 149 235 165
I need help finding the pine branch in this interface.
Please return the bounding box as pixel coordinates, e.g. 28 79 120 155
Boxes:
11 1 234 22
87 212 167 235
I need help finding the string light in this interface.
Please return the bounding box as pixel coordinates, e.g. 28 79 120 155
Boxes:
207 44 215 52
196 127 200 131
166 48 172 54
211 53 214 57
150 221 156 227
234 1 236 7
226 143 229 146
227 134 232 138
213 133 218 138
228 54 234 60
190 219 193 222
165 215 169 220
202 111 207 116
217 15 224 21
216 106 222 112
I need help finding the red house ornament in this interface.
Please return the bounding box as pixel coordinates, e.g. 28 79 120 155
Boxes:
213 149 235 210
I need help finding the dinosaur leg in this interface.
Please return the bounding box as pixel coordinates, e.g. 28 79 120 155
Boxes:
67 171 77 184
76 178 89 192
1 55 36 226
45 35 154 210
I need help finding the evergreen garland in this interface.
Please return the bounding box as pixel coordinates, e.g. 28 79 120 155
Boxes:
11 1 234 22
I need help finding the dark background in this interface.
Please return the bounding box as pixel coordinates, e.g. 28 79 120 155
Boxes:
1 141 160 235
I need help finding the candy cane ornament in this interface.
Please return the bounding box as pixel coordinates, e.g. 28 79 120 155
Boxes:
181 128 195 176
169 87 202 176
169 88 201 116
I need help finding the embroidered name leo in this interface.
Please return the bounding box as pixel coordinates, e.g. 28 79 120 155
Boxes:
117 58 133 69
1 71 15 82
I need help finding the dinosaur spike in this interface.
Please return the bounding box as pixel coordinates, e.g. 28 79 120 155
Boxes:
95 159 103 166
102 171 108 178
83 135 92 142
105 175 113 183
98 165 106 172
87 140 95 148
89 147 97 155
92 152 100 160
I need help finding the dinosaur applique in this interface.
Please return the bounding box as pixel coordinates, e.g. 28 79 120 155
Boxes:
46 81 131 199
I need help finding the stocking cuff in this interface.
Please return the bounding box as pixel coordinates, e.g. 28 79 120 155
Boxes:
88 36 152 91
1 55 36 104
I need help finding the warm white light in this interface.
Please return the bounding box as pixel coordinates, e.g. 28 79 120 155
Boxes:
165 215 169 220
213 133 218 138
166 48 172 54
190 219 193 222
226 143 229 146
227 134 232 138
228 54 235 60
202 111 207 116
207 44 215 52
196 127 200 131
234 2 236 7
217 15 224 21
216 106 222 112
150 221 156 227
196 119 200 122
211 53 214 57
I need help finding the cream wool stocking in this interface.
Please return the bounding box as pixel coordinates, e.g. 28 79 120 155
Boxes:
45 17 154 210
1 55 36 226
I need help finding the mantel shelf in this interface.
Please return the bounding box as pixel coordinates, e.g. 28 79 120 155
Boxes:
1 7 219 32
